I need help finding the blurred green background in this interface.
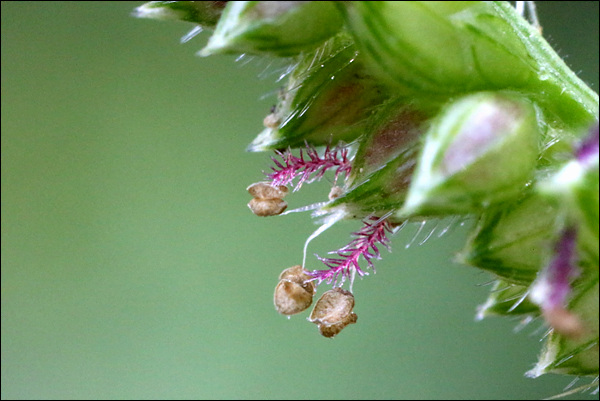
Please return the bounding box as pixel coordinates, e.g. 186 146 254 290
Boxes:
1 2 598 399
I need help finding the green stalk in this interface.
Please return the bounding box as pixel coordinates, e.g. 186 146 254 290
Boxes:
490 1 598 133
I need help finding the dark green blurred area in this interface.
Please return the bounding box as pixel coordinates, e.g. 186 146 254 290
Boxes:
1 2 598 399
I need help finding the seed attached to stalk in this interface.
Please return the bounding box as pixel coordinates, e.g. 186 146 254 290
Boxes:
309 288 357 338
247 198 287 217
247 181 289 216
274 265 316 315
247 181 289 199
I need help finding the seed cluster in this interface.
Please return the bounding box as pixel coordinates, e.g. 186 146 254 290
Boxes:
247 181 289 217
274 266 358 337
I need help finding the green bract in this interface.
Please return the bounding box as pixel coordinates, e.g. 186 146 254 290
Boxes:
476 280 539 319
529 276 599 377
540 152 600 263
461 193 557 285
325 97 428 217
249 35 388 151
200 1 344 57
337 1 536 95
400 92 540 217
133 1 226 28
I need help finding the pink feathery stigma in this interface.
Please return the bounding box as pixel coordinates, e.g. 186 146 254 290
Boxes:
267 143 351 190
309 216 394 286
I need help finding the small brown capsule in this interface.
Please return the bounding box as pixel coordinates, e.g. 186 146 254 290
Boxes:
317 313 358 338
247 181 289 199
328 186 344 200
248 197 287 217
309 288 357 338
274 280 314 315
263 113 281 129
278 265 316 295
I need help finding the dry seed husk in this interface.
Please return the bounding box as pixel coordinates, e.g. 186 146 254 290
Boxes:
318 313 358 338
309 288 355 325
248 197 288 216
274 280 314 315
309 288 357 337
278 265 316 294
247 181 289 199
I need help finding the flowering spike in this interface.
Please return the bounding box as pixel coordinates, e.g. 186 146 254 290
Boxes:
309 216 394 286
266 143 351 190
138 0 600 381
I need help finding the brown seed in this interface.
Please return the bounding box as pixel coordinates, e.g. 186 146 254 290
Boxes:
274 280 314 315
309 288 355 324
247 181 289 199
278 265 316 295
248 197 287 217
309 288 357 338
318 313 358 338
